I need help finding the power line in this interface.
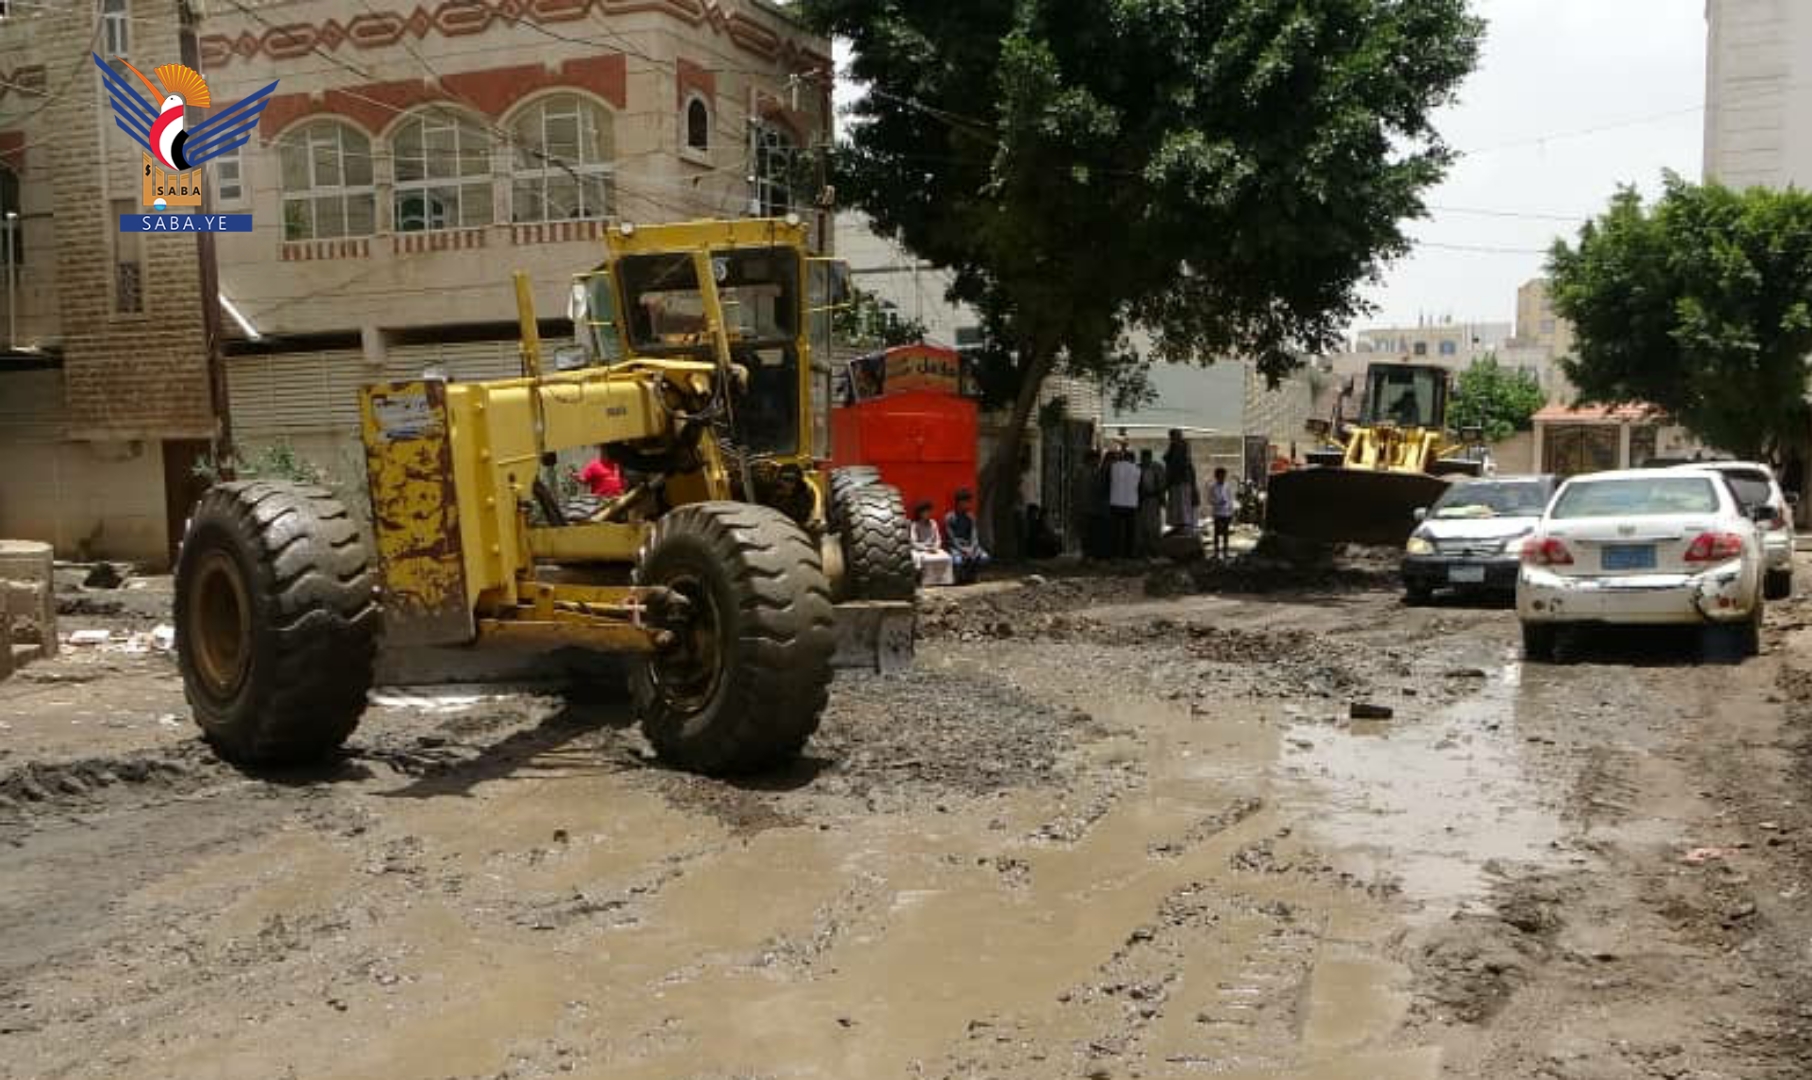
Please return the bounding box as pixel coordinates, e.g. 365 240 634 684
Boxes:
1459 105 1705 156
1414 240 1553 256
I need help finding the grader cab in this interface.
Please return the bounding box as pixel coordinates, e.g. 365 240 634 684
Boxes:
173 218 917 776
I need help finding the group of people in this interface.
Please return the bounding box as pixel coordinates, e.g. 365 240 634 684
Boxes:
1076 430 1239 560
909 489 988 586
577 431 1241 596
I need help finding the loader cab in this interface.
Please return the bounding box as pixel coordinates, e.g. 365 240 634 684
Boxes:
1359 363 1449 430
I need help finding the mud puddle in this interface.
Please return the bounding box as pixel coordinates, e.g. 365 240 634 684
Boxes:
1278 650 1574 916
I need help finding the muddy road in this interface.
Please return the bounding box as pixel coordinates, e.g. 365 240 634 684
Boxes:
3 569 1810 1079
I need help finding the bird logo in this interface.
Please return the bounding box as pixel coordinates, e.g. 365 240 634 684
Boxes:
93 53 279 210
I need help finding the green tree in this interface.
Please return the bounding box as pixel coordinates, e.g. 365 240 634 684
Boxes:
835 285 928 350
804 0 1482 545
1549 173 1812 460
1448 355 1546 443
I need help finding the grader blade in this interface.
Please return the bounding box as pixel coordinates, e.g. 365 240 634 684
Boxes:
830 600 917 673
1264 468 1451 548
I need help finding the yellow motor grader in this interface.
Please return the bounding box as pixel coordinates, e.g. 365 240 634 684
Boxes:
172 218 916 776
1264 361 1488 547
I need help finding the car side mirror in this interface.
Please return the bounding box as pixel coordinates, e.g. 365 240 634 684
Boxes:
1752 504 1776 523
1412 507 1428 522
1788 493 1801 508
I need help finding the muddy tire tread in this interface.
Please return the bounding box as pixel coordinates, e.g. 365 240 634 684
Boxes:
175 481 381 766
837 484 917 601
631 502 835 775
828 466 881 529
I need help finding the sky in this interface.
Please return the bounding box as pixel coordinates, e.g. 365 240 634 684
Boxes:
1362 0 1708 330
832 0 1710 336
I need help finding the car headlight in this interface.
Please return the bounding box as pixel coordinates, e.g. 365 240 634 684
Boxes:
1406 535 1435 556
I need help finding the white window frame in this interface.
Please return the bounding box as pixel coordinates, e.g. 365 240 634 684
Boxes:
681 93 711 164
754 121 796 217
102 0 130 57
390 110 493 233
279 121 376 241
211 145 245 206
509 94 614 224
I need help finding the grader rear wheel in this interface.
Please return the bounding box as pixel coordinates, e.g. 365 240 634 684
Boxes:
835 483 916 601
631 502 836 775
174 481 382 766
828 466 881 525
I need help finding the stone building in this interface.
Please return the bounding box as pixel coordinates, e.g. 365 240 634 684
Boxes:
0 0 830 566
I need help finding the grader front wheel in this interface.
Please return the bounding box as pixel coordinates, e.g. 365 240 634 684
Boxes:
173 482 382 766
631 502 836 775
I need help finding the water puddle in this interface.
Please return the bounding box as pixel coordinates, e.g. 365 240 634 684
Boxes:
1280 658 1568 915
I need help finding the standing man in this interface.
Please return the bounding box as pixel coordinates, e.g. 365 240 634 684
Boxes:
1108 449 1142 559
1164 430 1198 536
1136 448 1166 557
1206 467 1238 559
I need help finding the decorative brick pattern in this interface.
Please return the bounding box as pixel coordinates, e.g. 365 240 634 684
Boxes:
42 13 212 438
0 131 24 174
675 56 715 108
259 56 628 135
510 219 603 245
393 228 487 255
280 238 373 261
199 0 829 73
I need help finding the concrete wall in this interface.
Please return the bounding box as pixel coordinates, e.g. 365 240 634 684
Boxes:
0 370 169 563
1705 0 1812 189
1490 430 1537 475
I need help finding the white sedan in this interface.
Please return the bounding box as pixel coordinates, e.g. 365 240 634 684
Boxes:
1517 468 1770 661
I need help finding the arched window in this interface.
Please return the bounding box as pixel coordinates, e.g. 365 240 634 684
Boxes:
509 94 613 223
755 121 796 217
278 121 375 241
685 96 710 154
391 110 493 232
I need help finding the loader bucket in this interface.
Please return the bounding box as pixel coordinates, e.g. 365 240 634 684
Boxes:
1263 467 1452 548
830 600 916 673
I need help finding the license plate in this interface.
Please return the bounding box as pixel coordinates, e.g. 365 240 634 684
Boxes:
1448 565 1486 584
1602 544 1656 571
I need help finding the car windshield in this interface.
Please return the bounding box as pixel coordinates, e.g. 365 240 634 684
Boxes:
1551 477 1720 519
1431 481 1550 519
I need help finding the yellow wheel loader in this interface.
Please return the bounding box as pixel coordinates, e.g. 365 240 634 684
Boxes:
1264 362 1487 547
172 218 916 776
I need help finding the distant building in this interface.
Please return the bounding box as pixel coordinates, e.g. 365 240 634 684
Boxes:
1350 320 1513 366
1704 0 1812 189
1512 279 1575 360
1533 404 1706 477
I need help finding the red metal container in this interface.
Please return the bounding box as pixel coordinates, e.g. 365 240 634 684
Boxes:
830 345 979 524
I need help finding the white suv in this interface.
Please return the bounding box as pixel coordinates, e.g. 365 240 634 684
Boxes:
1667 462 1795 599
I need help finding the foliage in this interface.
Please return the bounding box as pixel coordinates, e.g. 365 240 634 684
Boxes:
1448 354 1546 443
192 441 327 486
1549 173 1812 459
805 0 1483 543
833 284 928 351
